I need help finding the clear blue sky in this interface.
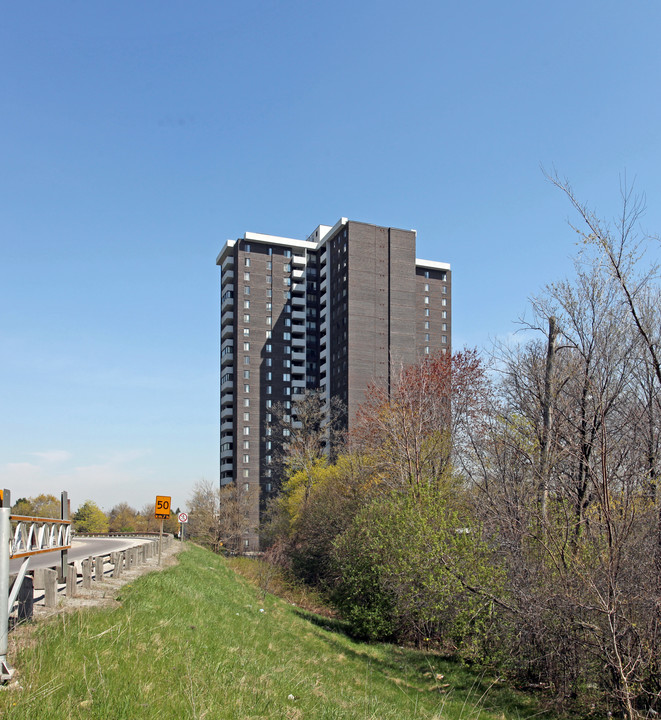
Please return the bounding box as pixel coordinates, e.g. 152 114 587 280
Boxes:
3 1 661 512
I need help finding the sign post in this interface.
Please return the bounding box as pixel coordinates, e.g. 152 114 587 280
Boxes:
154 496 171 566
178 512 188 543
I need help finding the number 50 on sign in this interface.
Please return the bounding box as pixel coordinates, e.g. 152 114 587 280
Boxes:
155 495 171 520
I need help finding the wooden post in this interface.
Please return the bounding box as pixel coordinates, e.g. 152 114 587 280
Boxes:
82 559 91 590
158 518 163 566
95 556 104 582
17 576 34 620
44 569 57 608
66 565 76 597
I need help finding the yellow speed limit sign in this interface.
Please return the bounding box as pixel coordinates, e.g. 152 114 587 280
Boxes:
155 495 171 520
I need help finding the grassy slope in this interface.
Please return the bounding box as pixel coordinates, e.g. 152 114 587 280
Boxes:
0 545 544 720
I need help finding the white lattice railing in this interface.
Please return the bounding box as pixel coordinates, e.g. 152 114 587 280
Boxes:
9 516 71 559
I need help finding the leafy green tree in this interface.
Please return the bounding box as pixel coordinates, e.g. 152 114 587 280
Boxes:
333 485 504 651
72 500 109 533
12 494 60 518
108 502 139 532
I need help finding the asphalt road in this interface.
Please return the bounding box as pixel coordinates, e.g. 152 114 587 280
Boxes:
9 536 157 574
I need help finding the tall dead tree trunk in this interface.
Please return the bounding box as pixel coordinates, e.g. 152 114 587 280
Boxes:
539 315 557 525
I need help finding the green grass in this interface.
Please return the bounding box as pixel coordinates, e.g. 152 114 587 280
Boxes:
0 545 549 719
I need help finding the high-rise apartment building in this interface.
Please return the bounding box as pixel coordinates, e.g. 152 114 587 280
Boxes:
216 219 451 550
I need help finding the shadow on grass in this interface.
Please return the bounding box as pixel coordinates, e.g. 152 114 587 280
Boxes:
293 606 549 720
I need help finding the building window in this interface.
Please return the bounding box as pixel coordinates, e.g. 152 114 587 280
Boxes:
266 400 272 409
284 277 291 286
266 261 272 270
284 263 291 272
283 359 290 368
266 371 272 381
267 386 272 394
284 387 291 395
243 300 250 309
285 304 291 313
442 323 447 331
425 308 430 317
425 346 430 354
242 470 249 479
283 428 291 437
265 344 272 352
425 333 430 342
266 275 272 284
244 356 250 365
243 427 250 435
424 270 430 279
442 286 447 294
266 412 272 422
266 358 272 367
266 441 272 450
244 272 250 282
267 247 272 255
442 298 447 307
265 427 272 436
424 283 430 292
283 373 290 381
244 286 250 295
243 370 250 379
424 321 430 329
284 346 291 354
243 342 250 351
284 249 291 258
266 317 272 326
243 314 250 323
266 330 272 339
265 455 272 464
266 302 272 311
442 310 447 319
265 483 272 492
244 257 250 267
266 288 272 297
424 296 429 304
243 412 249 421
243 398 250 407
284 317 291 327
244 384 250 392
244 243 251 253
441 272 447 281
243 440 249 449
442 335 448 344
283 331 291 340
243 328 249 336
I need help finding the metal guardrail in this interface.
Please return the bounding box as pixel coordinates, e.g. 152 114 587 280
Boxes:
1 490 71 682
10 515 71 559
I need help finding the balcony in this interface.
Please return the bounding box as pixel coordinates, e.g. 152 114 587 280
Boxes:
320 277 328 292
222 268 234 281
320 263 327 278
291 335 305 348
221 406 233 419
221 460 234 474
292 378 306 389
221 447 233 460
291 293 305 306
292 309 305 321
292 254 306 266
221 310 234 326
291 349 306 362
292 281 306 294
221 255 235 272
220 392 234 407
292 268 305 280
221 324 234 341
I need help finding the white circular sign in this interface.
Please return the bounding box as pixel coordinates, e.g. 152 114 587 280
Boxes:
178 512 188 523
